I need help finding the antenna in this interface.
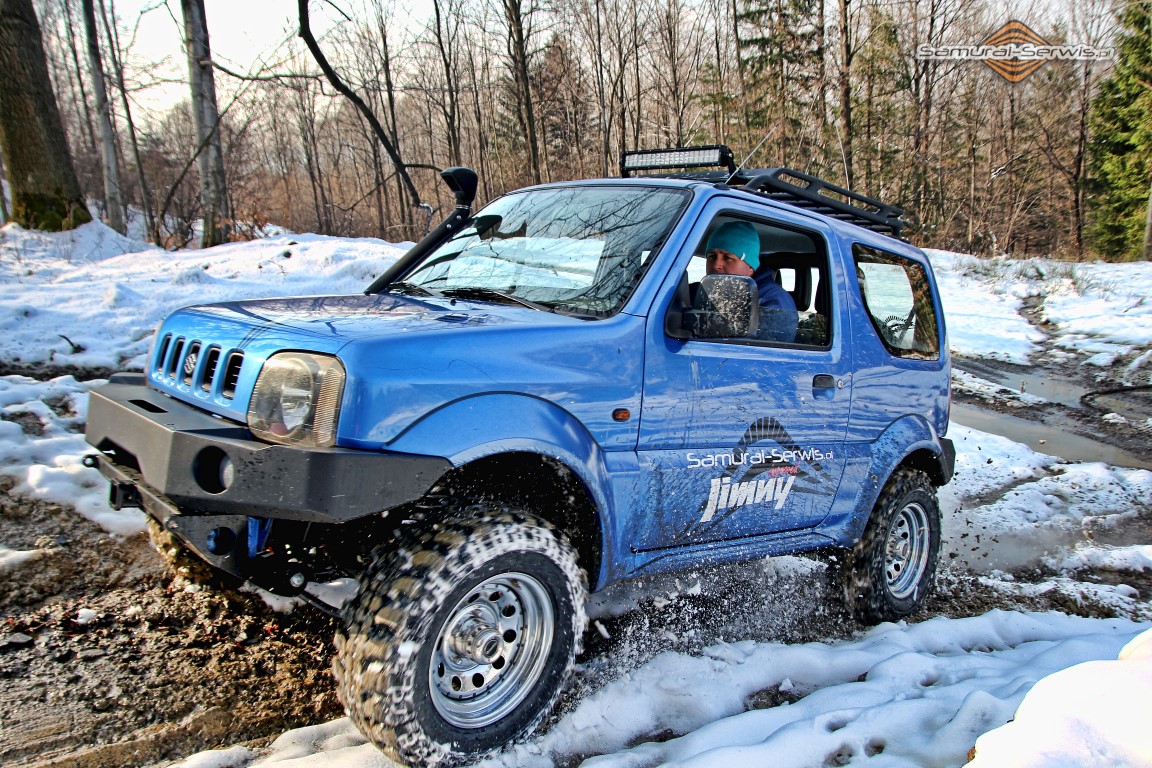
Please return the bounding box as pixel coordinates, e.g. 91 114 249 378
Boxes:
726 126 779 184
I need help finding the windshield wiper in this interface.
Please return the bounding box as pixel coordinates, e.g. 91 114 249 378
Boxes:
387 280 441 297
440 287 553 312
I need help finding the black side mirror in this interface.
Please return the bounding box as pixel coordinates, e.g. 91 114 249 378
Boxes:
684 274 759 339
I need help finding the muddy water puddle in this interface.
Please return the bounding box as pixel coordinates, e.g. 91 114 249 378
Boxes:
950 403 1152 470
951 356 1152 470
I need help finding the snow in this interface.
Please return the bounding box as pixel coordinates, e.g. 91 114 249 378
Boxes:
0 544 41 571
1053 544 1152 574
1 221 1150 767
0 221 404 370
171 616 1152 768
925 251 1046 365
967 628 1152 768
926 249 1152 385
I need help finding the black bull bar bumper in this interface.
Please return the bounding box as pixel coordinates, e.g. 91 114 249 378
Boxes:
84 374 451 584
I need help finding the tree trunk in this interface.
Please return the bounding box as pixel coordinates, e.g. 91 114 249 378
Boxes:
371 4 411 217
0 153 10 223
103 0 159 242
1144 175 1152 261
0 0 91 231
837 0 854 189
504 0 541 184
82 0 125 233
431 0 462 166
181 0 230 247
63 0 98 155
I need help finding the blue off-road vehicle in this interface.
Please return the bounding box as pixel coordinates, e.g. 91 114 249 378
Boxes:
85 146 954 766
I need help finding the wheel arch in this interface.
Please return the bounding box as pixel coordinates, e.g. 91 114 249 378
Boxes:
432 452 604 586
387 393 615 586
901 446 951 487
831 416 951 546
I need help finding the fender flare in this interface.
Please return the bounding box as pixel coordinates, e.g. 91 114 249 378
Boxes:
832 415 952 545
387 391 616 544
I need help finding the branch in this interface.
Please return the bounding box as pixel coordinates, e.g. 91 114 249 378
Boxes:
212 60 322 83
297 0 421 208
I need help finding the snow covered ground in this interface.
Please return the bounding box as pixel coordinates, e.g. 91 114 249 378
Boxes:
1 222 1150 767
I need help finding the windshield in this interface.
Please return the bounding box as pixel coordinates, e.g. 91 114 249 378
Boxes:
400 185 690 317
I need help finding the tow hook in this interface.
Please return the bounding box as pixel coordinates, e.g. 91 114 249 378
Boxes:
109 482 142 511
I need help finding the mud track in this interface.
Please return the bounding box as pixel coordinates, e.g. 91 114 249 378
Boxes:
0 486 341 768
3 480 1144 767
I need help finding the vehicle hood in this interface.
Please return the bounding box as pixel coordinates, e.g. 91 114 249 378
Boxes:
174 292 539 344
147 292 596 423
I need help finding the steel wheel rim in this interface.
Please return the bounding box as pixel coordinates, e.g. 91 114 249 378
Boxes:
885 501 931 600
429 572 554 728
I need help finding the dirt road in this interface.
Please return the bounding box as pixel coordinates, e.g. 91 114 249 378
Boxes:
0 487 341 768
2 473 1145 768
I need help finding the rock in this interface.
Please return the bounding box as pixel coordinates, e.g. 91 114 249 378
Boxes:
1 632 34 649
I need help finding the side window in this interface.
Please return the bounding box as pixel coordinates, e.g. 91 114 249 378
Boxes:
685 215 832 347
853 245 940 359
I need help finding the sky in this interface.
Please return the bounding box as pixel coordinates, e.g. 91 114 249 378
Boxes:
0 218 1150 766
109 0 437 110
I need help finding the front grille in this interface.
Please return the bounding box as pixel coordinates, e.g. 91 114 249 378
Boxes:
221 352 244 399
201 347 221 392
153 333 243 400
182 342 201 385
166 338 185 379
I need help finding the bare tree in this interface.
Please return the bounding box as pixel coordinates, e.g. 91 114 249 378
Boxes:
428 0 464 166
298 0 422 217
0 0 91 231
370 1 413 216
60 0 99 158
835 0 856 188
82 0 126 233
181 0 231 246
502 0 543 183
102 0 160 242
650 0 706 146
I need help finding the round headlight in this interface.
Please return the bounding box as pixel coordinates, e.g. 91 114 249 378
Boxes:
248 352 345 447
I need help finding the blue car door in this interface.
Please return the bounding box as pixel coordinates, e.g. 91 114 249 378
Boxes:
632 201 853 554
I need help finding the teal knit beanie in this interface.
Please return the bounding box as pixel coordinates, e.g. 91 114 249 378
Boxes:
705 221 760 271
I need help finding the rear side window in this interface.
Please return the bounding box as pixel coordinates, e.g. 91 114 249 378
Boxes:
854 245 940 360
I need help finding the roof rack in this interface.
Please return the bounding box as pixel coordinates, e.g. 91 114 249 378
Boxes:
618 144 904 238
740 168 904 237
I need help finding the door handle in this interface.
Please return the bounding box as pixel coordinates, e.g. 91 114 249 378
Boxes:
813 374 836 389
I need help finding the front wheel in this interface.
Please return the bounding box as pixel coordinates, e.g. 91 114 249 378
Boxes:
334 510 587 767
839 469 941 624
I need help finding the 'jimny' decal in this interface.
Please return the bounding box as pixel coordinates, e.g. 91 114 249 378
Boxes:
700 467 798 522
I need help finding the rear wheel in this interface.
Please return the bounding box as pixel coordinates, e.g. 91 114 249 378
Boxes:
839 469 940 624
334 509 586 767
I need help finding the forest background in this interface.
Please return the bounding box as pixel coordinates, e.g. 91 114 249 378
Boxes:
2 0 1151 261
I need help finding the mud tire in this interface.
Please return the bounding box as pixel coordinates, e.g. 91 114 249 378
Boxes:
334 509 587 767
840 469 940 624
145 517 224 586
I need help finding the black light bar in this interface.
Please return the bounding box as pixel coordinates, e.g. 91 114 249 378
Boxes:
620 145 735 177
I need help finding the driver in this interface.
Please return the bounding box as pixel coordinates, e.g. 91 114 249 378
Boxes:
705 221 798 343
